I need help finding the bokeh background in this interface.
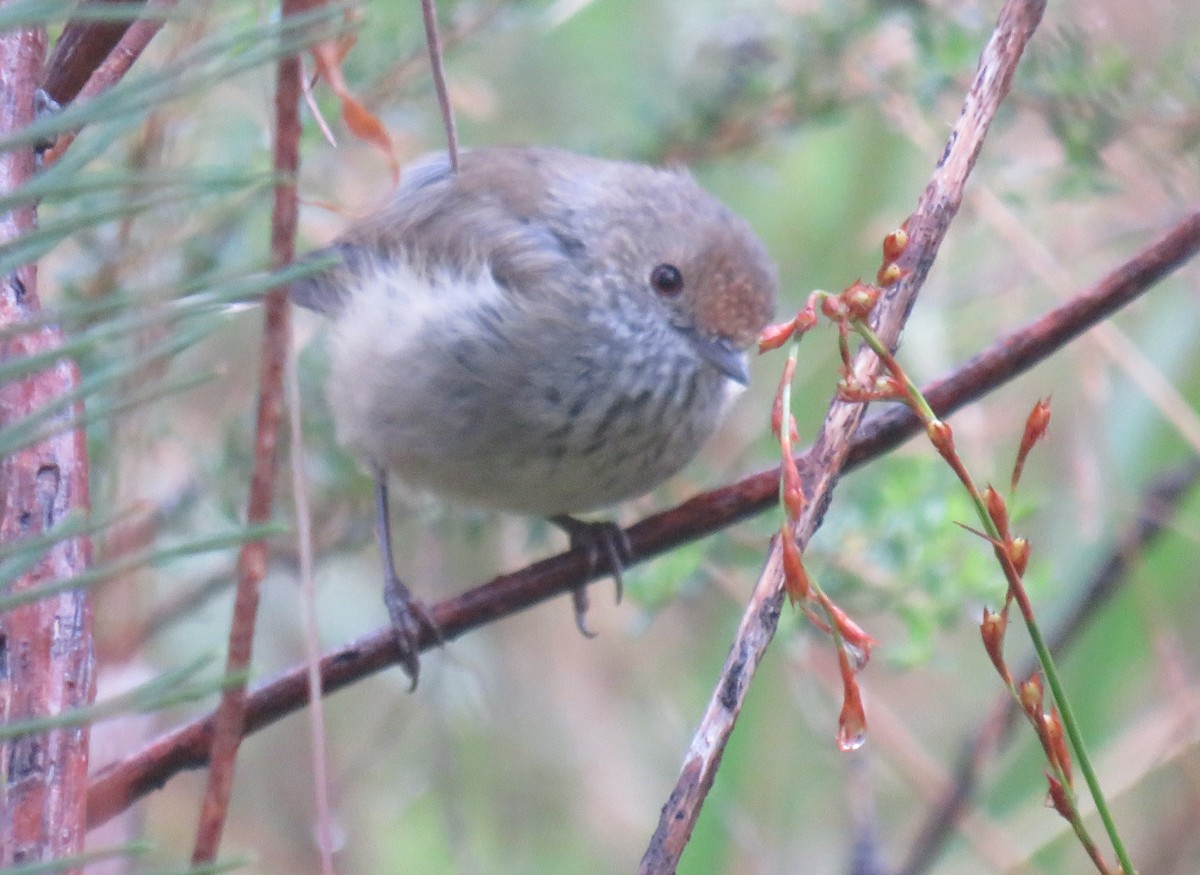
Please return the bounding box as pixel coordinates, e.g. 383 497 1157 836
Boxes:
43 0 1200 872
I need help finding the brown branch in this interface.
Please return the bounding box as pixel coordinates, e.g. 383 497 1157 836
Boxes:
85 204 1200 830
39 0 149 108
639 2 1047 870
41 0 176 166
362 1 504 108
420 0 459 170
894 456 1200 875
0 23 95 874
188 0 303 863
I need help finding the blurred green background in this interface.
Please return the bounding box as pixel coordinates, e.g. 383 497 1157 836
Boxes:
39 0 1200 872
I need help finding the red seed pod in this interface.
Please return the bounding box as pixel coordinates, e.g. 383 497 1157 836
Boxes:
980 608 1010 683
1019 673 1044 718
773 407 799 448
782 457 805 520
983 485 1011 540
1044 772 1073 821
876 262 904 286
758 319 797 353
873 376 905 399
1012 397 1052 492
844 281 880 320
1010 537 1030 577
836 656 868 752
794 303 819 334
825 600 875 669
821 292 848 321
1024 397 1052 447
837 377 873 403
882 227 909 261
1045 707 1073 783
926 420 955 461
780 529 810 603
771 393 785 439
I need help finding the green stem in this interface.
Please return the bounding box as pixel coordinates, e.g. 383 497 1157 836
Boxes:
1019 598 1135 874
853 318 1135 875
776 337 801 517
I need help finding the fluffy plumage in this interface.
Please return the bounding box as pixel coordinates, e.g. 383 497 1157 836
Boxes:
292 146 777 515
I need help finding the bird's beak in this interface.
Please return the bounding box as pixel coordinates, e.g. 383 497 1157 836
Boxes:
684 331 751 386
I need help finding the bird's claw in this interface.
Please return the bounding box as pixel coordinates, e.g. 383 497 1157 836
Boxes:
383 574 440 691
550 515 633 638
571 587 597 638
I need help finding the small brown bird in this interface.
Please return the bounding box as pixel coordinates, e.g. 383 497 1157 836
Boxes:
292 146 778 684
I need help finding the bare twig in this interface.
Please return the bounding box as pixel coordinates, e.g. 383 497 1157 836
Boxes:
363 1 503 107
894 456 1200 875
188 0 303 863
639 2 1047 870
0 23 95 874
85 204 1200 829
420 0 458 169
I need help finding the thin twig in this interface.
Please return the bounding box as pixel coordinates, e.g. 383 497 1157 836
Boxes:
188 0 303 862
287 339 336 874
363 1 503 107
420 0 458 169
84 206 1200 829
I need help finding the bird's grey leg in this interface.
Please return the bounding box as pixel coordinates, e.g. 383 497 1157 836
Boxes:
376 471 439 688
549 515 632 638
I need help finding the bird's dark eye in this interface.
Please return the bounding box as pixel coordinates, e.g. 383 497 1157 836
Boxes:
650 263 684 296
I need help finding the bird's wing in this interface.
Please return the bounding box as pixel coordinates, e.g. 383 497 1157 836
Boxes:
289 148 586 315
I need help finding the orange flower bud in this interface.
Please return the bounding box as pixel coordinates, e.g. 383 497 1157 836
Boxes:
1044 707 1072 783
820 292 848 321
836 656 868 752
876 262 903 286
780 529 810 603
794 303 819 334
837 377 873 403
825 600 875 669
983 485 1010 540
758 319 796 352
782 457 805 520
1020 673 1044 718
882 227 909 261
926 420 955 461
1011 396 1052 492
980 608 1010 684
1024 396 1052 447
844 281 880 320
1010 537 1030 577
873 376 903 398
1044 772 1073 821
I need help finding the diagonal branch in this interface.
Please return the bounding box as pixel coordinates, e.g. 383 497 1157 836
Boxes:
40 0 177 166
638 1 1047 869
40 0 150 108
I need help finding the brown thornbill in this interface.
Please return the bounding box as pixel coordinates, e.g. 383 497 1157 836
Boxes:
292 147 778 684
